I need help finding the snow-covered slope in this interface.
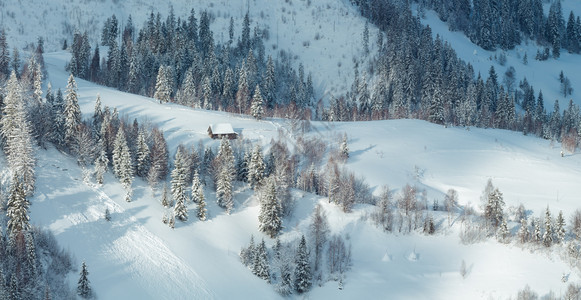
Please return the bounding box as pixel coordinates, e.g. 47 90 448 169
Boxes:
24 50 581 299
2 0 376 99
417 3 581 111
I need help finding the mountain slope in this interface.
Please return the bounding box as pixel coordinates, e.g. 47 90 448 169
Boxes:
23 50 581 299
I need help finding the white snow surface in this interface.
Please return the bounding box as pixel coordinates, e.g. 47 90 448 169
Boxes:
22 51 581 299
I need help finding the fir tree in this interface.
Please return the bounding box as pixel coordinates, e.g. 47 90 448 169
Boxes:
6 175 30 235
153 65 173 103
148 128 169 188
258 177 283 238
135 130 151 178
294 235 312 294
251 85 264 120
340 135 349 160
253 239 270 282
485 187 504 228
556 210 566 244
77 261 92 299
215 138 235 213
112 126 133 201
0 29 9 77
171 147 189 222
248 145 265 189
1 71 36 196
94 148 109 185
543 207 553 247
191 170 203 204
241 235 256 267
64 74 82 149
518 217 529 244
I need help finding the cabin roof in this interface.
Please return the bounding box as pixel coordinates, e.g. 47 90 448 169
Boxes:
208 123 236 135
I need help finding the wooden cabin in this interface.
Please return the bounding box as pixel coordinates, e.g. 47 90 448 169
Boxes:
207 123 238 139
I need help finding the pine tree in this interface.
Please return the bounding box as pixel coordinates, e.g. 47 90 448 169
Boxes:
94 148 109 185
1 71 36 196
498 218 510 243
0 29 9 78
153 65 172 103
253 239 270 282
77 261 92 299
64 74 81 149
248 145 265 189
258 177 282 238
6 175 30 235
135 130 151 178
215 138 235 213
148 128 169 188
236 64 250 114
171 147 189 222
239 235 255 268
543 207 553 247
251 85 264 120
533 218 542 243
485 187 504 228
518 217 529 244
294 235 312 294
340 135 349 160
556 210 566 244
191 171 203 204
25 232 38 280
196 188 207 221
112 126 133 201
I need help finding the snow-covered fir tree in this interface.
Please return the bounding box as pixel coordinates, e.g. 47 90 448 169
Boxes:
191 170 203 204
215 137 235 213
153 65 173 103
112 126 133 201
498 218 510 243
294 235 312 294
543 207 553 247
94 148 109 185
135 130 151 178
0 71 36 196
251 85 264 120
340 135 349 160
518 217 529 244
6 175 30 235
77 261 92 299
92 94 103 135
556 210 566 244
533 218 542 244
253 239 270 282
171 147 189 222
248 145 265 189
64 74 82 149
241 235 256 267
258 177 282 238
148 128 169 188
485 187 505 228
197 191 207 221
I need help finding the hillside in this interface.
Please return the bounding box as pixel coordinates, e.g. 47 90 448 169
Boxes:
21 50 581 299
2 0 377 100
417 2 581 111
3 0 581 298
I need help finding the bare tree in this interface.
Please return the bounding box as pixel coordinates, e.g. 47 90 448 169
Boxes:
327 235 351 280
308 204 329 275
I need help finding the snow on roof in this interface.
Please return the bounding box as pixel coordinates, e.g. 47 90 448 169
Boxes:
208 123 235 135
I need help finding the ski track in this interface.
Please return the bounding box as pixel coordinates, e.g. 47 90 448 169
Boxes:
34 150 215 299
